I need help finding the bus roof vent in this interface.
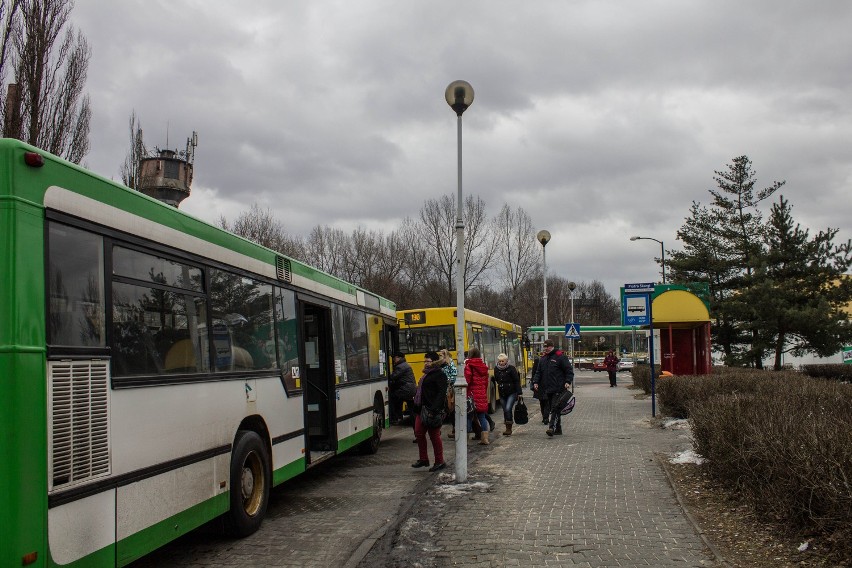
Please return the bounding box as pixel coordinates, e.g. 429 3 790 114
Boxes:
49 360 111 491
276 256 292 283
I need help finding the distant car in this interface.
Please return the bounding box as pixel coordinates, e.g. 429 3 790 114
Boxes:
592 359 607 372
617 360 635 372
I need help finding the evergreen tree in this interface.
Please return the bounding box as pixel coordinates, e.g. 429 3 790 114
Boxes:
668 156 785 367
742 196 852 369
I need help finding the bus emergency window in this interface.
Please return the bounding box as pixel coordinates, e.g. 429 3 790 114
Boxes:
111 281 209 376
209 270 276 372
47 222 106 347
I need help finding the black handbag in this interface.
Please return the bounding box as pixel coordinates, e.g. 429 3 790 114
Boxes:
421 406 446 429
513 396 529 425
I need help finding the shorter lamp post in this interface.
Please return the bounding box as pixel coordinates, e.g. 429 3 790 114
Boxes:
537 230 551 345
630 236 666 284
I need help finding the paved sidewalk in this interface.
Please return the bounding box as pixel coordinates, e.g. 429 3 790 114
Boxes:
361 372 719 567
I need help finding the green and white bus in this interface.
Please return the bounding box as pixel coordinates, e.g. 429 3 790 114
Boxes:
0 138 397 567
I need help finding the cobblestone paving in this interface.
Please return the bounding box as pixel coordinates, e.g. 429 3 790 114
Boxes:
130 372 717 567
364 372 719 567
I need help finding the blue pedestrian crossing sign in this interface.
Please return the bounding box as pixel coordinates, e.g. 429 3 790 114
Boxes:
564 323 581 339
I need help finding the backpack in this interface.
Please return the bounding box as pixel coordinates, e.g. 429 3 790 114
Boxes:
552 389 576 415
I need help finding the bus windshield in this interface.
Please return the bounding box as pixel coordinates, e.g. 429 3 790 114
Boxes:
397 325 455 354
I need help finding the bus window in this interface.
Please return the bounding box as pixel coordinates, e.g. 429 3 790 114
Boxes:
209 270 276 372
343 307 369 381
274 287 300 392
396 325 455 354
47 222 105 348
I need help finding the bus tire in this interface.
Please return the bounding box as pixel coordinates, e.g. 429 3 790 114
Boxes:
358 396 384 455
224 430 270 537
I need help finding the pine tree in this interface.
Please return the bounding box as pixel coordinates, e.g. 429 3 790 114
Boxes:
668 156 785 366
742 196 852 369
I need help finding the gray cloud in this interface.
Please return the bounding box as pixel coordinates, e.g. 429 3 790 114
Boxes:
70 0 852 301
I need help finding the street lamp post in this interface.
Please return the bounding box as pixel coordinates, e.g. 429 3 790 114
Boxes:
445 80 473 483
629 236 666 284
536 230 551 345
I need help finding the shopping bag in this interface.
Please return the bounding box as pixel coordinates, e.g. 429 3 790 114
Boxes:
513 396 529 425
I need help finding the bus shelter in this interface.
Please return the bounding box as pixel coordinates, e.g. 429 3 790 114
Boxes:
639 283 712 375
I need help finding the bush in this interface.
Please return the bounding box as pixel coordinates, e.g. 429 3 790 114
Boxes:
686 373 852 559
802 363 852 382
630 363 662 394
656 369 800 418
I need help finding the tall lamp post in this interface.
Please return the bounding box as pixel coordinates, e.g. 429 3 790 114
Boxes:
536 230 551 345
445 80 473 483
629 236 666 284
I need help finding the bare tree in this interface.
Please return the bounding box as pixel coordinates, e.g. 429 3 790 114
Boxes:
493 204 538 322
6 0 90 162
303 224 349 276
219 203 304 259
414 193 498 306
0 0 22 136
120 109 145 189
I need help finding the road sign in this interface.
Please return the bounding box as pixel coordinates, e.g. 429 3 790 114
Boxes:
564 323 581 339
622 293 650 326
624 282 655 294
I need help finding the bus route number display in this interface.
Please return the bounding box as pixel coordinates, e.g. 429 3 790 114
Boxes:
404 311 426 324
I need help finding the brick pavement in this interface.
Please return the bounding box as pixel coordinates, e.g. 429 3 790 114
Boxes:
361 371 720 567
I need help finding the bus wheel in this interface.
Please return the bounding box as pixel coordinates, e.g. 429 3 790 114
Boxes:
359 398 383 455
225 430 270 537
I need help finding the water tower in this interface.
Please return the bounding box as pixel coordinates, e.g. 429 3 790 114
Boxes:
137 132 198 207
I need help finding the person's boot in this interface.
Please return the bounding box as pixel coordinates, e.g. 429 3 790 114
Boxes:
486 414 495 432
503 421 513 436
546 416 556 437
479 430 490 445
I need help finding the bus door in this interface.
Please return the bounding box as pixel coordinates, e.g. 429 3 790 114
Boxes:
301 302 337 460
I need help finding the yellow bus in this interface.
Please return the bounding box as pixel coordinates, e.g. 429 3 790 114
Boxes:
396 307 529 413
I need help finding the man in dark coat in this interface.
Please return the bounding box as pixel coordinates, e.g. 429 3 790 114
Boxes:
532 339 574 436
389 352 416 424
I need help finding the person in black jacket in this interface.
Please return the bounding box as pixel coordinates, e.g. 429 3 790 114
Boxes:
411 351 449 472
389 352 416 424
532 339 574 437
492 353 522 436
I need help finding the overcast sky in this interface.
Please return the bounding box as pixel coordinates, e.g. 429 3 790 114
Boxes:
70 1 852 304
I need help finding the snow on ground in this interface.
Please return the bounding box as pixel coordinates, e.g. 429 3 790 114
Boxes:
670 449 706 465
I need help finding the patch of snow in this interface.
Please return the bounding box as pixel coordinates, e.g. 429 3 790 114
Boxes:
434 481 491 498
662 418 691 430
669 449 706 465
798 540 810 552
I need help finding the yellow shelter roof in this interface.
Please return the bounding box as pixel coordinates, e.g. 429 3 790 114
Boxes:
652 289 710 327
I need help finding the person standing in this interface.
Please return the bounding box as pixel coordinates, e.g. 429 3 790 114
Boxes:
492 353 522 436
464 347 491 445
604 349 620 388
532 339 574 437
411 351 449 472
389 352 416 424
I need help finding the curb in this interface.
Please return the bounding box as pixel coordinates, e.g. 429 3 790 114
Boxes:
656 453 733 567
